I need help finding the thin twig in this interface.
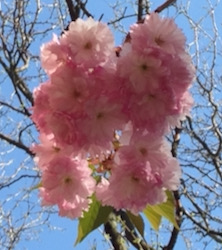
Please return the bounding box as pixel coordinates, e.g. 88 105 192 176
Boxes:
154 0 176 13
0 174 39 190
138 0 143 21
65 0 79 21
162 127 183 250
0 133 34 156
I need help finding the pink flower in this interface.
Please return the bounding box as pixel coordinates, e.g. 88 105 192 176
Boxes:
49 65 89 113
61 17 114 67
31 15 195 218
96 132 181 214
168 90 194 126
31 82 52 133
40 156 96 219
58 200 90 219
118 46 167 93
130 12 186 55
161 156 182 190
41 34 70 74
31 133 73 170
79 97 126 157
164 53 195 95
179 91 194 117
117 131 181 184
118 130 172 160
45 111 79 146
96 162 167 215
124 86 178 134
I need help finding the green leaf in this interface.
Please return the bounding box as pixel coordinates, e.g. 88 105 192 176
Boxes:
126 211 145 237
143 206 162 230
75 195 112 245
143 190 179 230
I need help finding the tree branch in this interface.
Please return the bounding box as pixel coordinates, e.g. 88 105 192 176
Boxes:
0 174 39 190
138 0 144 21
104 212 127 250
65 0 79 21
0 133 34 156
0 101 29 117
118 211 152 250
163 191 183 250
154 0 176 13
162 127 183 250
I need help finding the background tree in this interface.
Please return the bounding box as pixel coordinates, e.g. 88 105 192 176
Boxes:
0 0 221 249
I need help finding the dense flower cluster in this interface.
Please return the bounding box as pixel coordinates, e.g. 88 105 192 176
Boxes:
31 13 195 218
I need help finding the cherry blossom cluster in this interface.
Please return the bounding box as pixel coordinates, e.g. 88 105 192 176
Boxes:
31 13 195 218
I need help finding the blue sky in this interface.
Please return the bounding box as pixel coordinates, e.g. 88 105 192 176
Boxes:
2 0 222 249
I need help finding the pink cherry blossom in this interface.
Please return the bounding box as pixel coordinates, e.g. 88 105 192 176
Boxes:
118 45 167 93
58 200 90 219
31 14 195 218
163 52 195 96
40 156 96 219
45 110 79 146
49 65 90 113
124 86 178 134
31 133 73 170
79 97 126 157
164 91 194 131
41 34 70 74
96 161 167 215
96 132 181 214
116 131 181 186
130 12 186 55
61 17 114 67
179 91 194 117
31 81 52 133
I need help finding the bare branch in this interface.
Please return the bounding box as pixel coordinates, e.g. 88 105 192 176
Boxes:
0 133 34 156
154 0 176 13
